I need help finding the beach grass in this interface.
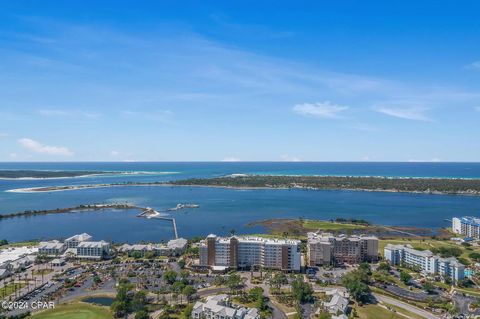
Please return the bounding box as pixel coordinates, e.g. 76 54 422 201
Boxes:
30 302 112 319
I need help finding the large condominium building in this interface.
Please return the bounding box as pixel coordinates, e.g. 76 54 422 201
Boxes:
307 232 378 266
38 240 66 257
76 241 110 259
64 233 92 249
384 244 465 283
452 216 480 239
192 294 259 319
199 235 301 272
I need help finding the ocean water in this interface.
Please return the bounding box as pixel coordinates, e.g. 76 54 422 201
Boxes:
1 162 480 243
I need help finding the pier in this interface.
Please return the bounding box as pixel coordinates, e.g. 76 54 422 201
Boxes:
149 215 179 239
137 207 179 239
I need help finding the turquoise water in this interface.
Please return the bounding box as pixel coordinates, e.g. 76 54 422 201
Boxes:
1 162 480 243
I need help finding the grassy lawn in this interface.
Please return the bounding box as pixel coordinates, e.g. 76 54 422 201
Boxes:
355 304 408 319
31 302 112 319
381 302 426 319
33 269 54 275
302 219 366 231
455 287 480 297
0 283 26 297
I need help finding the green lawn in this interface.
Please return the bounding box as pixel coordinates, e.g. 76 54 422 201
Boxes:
355 304 407 319
302 219 366 230
0 283 26 297
31 302 113 319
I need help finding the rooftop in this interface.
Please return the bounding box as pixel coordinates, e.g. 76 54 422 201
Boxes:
65 233 92 242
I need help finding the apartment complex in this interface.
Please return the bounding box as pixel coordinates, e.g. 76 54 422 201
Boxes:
38 233 111 260
192 294 259 319
65 233 92 249
384 244 465 283
77 241 110 259
118 238 188 257
38 240 66 257
452 216 480 239
307 232 378 266
199 235 301 271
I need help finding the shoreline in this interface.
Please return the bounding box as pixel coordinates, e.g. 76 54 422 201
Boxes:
0 170 178 180
6 180 480 196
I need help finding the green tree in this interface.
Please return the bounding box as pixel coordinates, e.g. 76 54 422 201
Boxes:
422 282 435 294
180 304 193 319
131 251 142 259
132 291 147 312
227 273 243 293
135 310 149 319
172 281 186 294
182 285 196 301
291 276 313 304
400 270 412 285
469 252 480 261
342 269 371 303
377 262 391 273
269 272 288 290
164 270 178 285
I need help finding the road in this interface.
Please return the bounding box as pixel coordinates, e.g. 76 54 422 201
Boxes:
373 293 441 319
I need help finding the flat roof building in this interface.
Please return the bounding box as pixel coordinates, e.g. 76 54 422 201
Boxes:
65 233 92 249
38 240 66 257
384 244 465 284
452 216 480 239
307 232 378 266
199 235 301 272
77 241 110 260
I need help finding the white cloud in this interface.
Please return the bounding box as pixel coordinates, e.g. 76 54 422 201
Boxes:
468 61 480 70
110 150 119 156
280 155 302 162
18 138 74 156
37 109 101 119
222 157 242 162
408 158 441 162
292 101 348 119
374 106 432 121
9 153 17 158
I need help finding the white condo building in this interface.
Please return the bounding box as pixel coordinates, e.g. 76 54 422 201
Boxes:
452 216 480 239
384 244 465 283
76 241 110 259
199 235 301 272
118 238 188 257
65 233 92 249
38 240 66 257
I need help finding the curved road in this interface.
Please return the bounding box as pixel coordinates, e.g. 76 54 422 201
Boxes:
374 293 441 319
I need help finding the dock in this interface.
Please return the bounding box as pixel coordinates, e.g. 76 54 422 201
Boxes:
150 216 179 239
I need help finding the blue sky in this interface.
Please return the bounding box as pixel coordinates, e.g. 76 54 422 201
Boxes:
0 1 479 162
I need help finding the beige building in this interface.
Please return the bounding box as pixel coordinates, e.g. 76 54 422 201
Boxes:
308 232 378 266
199 234 301 271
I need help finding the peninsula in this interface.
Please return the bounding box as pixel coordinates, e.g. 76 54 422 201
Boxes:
0 170 114 179
6 174 480 195
169 174 480 195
